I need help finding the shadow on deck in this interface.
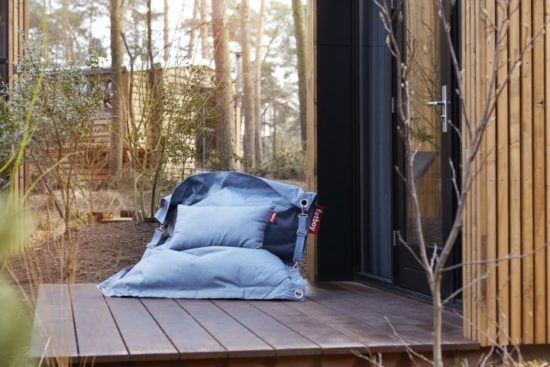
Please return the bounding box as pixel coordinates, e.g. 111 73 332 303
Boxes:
29 281 478 366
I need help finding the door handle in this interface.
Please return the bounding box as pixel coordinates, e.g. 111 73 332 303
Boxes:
427 85 449 133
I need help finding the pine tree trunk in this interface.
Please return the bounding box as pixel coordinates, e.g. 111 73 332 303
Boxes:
272 104 277 164
60 0 73 63
240 0 255 167
212 0 235 170
163 0 169 64
109 0 124 179
253 0 265 166
187 0 199 60
292 0 307 152
147 0 164 177
146 0 154 68
200 0 210 60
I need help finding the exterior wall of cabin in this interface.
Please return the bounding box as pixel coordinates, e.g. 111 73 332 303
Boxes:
461 0 550 347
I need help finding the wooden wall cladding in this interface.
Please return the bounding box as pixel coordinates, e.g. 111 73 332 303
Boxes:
7 0 27 86
462 0 550 346
7 0 29 196
306 0 317 282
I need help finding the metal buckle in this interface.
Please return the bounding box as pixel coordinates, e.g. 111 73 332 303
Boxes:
293 289 304 298
156 224 167 235
300 200 308 215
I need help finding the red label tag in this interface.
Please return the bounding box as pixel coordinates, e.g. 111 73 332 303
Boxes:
308 205 324 235
269 211 277 224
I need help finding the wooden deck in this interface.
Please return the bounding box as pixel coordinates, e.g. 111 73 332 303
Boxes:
29 282 478 366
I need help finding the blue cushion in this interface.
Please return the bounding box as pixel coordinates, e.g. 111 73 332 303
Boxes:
99 246 306 301
166 204 274 250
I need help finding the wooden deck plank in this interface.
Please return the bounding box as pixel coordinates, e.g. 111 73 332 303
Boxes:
104 297 179 361
141 298 227 359
311 283 437 324
308 284 432 324
250 300 365 354
286 297 405 352
176 300 274 358
319 282 476 349
29 284 78 360
214 300 320 357
71 284 128 363
304 286 438 349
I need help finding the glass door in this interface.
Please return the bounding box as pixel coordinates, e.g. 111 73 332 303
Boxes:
394 0 457 296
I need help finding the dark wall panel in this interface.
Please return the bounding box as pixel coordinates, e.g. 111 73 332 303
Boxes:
362 0 393 278
316 0 357 281
316 44 354 280
0 0 8 85
317 0 352 46
316 0 394 281
0 0 7 59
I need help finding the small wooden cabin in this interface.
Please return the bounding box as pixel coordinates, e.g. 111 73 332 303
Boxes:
308 0 550 351
80 66 242 183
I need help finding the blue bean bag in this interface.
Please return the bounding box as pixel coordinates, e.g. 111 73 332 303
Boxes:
99 171 317 301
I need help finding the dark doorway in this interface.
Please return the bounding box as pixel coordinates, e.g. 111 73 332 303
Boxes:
314 0 461 297
392 0 462 298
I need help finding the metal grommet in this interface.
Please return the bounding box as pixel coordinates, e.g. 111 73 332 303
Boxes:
300 199 309 208
294 289 304 299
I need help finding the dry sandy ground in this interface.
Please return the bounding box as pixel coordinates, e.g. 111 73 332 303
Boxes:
8 221 157 296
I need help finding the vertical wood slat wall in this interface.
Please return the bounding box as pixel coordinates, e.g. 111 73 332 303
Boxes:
7 0 27 86
462 0 550 346
7 0 29 197
305 0 317 282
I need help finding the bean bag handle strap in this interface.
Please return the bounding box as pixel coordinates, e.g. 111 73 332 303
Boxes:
147 194 172 248
147 225 167 249
292 199 310 265
293 213 308 265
